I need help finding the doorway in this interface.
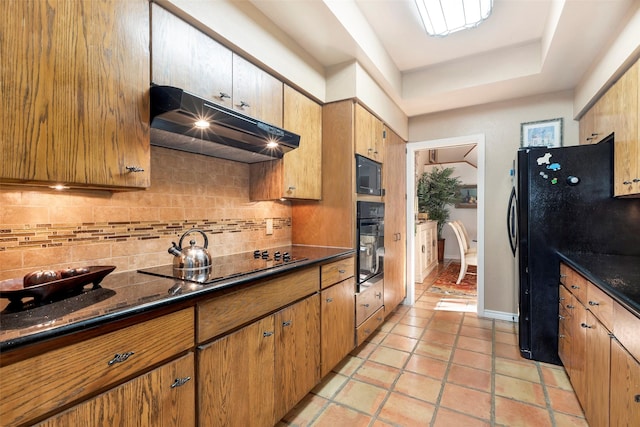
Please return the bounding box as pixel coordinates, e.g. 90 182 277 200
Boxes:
405 134 486 316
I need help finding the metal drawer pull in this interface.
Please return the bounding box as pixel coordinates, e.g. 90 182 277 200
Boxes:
108 351 135 366
338 269 346 274
239 101 250 108
588 301 600 306
580 323 592 329
125 166 144 173
326 298 333 303
170 377 192 388
282 320 292 327
559 297 565 302
634 178 640 183
263 331 274 337
560 274 567 278
634 394 640 403
558 315 565 320
362 303 370 308
566 304 574 309
559 334 565 338
219 92 231 99
623 181 632 185
375 292 382 298
571 285 580 289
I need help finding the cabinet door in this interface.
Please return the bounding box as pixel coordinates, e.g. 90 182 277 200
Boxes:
584 311 611 427
321 278 355 377
354 104 384 163
249 86 322 200
198 316 275 427
1 0 150 189
232 54 283 126
383 127 406 312
37 353 195 427
610 60 639 196
274 294 321 420
566 294 587 406
579 106 597 145
610 338 640 427
151 3 233 108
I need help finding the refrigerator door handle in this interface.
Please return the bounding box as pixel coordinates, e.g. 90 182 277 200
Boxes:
507 187 518 256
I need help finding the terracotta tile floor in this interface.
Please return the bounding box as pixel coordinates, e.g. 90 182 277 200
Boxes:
279 263 589 427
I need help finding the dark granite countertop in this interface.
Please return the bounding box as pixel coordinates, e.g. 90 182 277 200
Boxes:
557 251 640 318
0 245 354 353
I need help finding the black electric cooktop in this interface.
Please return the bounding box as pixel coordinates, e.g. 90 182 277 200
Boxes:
137 247 307 285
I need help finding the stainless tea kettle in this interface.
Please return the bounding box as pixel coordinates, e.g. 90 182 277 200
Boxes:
168 229 212 270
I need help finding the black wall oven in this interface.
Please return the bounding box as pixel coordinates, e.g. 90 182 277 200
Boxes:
356 201 384 293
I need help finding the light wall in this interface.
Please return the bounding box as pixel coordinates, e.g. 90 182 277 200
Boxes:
409 90 579 314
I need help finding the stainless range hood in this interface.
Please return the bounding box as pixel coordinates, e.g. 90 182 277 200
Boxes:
149 85 300 163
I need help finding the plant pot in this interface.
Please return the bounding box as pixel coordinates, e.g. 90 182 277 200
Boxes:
437 238 445 262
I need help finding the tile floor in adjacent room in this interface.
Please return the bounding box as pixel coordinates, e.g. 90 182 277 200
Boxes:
278 263 589 427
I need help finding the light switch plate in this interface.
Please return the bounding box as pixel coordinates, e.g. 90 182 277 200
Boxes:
266 218 273 235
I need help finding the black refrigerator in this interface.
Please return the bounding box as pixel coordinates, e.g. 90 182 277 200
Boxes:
512 136 640 364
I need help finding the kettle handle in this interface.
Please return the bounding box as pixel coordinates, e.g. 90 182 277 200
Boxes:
178 229 209 249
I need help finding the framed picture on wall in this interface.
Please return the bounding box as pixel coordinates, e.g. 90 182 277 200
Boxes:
428 149 438 163
520 118 563 148
455 185 477 209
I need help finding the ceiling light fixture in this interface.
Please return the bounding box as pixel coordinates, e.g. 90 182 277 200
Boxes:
415 0 493 37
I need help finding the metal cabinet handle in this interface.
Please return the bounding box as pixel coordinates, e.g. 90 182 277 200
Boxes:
558 315 565 320
364 329 371 334
338 269 346 274
239 101 250 108
263 331 274 337
170 377 192 388
219 92 231 99
623 181 632 185
588 301 600 306
326 298 333 303
282 320 292 327
634 178 640 183
422 245 426 253
559 334 565 338
580 323 592 329
559 297 565 302
375 292 382 299
362 303 370 308
560 274 567 278
566 304 574 309
125 166 144 173
571 285 580 289
108 351 135 366
634 394 640 403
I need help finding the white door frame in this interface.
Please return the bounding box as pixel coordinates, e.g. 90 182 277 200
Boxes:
405 134 486 316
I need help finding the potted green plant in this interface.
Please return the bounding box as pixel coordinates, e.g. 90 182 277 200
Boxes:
417 166 462 261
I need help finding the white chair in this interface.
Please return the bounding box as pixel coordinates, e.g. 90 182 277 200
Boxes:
448 221 478 284
453 220 476 255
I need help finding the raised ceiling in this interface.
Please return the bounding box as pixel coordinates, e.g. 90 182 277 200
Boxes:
248 0 635 117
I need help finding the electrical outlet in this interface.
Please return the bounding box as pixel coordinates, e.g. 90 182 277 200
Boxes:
266 218 273 235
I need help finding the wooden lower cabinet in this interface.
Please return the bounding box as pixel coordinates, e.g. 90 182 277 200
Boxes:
610 338 640 426
321 278 355 378
274 294 321 421
37 352 195 426
584 310 611 427
198 316 275 427
197 295 320 426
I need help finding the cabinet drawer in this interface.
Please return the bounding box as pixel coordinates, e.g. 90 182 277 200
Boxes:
356 306 385 347
355 279 384 326
198 267 319 343
559 285 572 319
0 308 194 426
560 263 587 304
321 257 355 289
613 301 640 362
586 281 614 331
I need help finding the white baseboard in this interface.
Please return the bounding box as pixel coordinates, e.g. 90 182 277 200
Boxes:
481 310 518 323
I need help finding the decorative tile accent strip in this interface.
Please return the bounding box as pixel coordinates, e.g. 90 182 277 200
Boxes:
0 218 291 251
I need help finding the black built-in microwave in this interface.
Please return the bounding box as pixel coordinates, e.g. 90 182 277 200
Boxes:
356 154 383 196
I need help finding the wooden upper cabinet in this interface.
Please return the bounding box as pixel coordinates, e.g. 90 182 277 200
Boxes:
233 54 283 126
579 107 597 145
355 104 384 163
249 86 322 200
151 3 233 108
1 0 150 189
612 60 639 196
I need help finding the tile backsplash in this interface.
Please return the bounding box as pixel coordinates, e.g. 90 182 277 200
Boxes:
0 147 292 281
